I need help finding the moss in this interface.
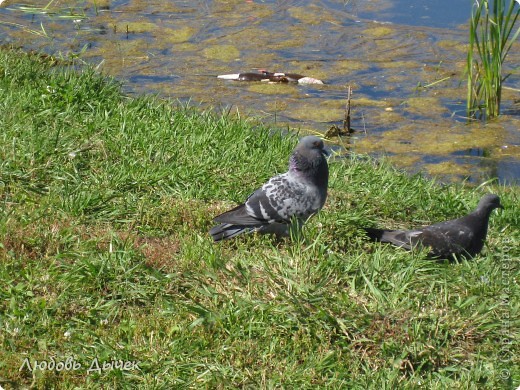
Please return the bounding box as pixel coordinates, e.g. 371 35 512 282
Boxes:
203 45 240 62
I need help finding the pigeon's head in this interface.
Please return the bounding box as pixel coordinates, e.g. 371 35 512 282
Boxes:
289 136 329 183
477 194 503 213
297 135 329 158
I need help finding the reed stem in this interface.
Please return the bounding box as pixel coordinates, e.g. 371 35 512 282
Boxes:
467 0 520 119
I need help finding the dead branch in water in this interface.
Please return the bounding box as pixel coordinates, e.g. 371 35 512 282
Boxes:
325 85 354 138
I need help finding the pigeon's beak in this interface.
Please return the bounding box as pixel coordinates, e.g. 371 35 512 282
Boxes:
321 148 330 157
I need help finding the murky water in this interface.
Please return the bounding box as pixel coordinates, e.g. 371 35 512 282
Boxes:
1 0 519 184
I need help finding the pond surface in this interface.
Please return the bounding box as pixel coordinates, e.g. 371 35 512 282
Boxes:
1 0 519 184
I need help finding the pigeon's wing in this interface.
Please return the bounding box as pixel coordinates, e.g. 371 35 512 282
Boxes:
214 173 314 226
387 222 475 257
419 221 475 258
251 173 320 222
213 182 289 226
365 223 476 259
389 230 424 250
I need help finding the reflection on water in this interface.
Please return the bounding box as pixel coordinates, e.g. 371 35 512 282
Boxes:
0 0 519 184
354 0 472 28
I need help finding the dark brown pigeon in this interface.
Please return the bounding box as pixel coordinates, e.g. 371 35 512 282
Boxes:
364 194 503 259
209 136 329 242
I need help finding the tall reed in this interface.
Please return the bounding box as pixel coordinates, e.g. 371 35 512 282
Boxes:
467 0 520 119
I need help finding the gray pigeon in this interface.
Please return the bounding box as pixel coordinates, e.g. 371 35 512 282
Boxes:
364 194 503 259
209 135 329 242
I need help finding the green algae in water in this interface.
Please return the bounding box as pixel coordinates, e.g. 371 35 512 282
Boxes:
83 39 152 75
120 0 195 14
242 53 278 70
268 39 305 50
381 60 419 70
356 122 505 156
362 26 394 38
211 1 273 24
404 97 449 117
368 110 408 129
86 0 111 8
203 45 240 62
115 22 157 34
163 27 197 44
265 100 289 112
287 104 343 123
387 154 422 168
287 6 321 25
330 59 371 73
213 27 278 50
286 62 326 81
437 39 469 54
288 5 339 25
247 83 297 95
354 97 390 108
424 161 473 178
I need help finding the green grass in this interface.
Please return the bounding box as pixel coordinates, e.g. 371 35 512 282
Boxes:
1 48 519 389
467 0 520 119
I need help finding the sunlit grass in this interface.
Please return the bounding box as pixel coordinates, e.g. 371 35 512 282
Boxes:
467 0 520 119
0 47 519 388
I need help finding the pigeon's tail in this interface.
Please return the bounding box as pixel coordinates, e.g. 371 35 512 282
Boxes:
364 227 415 250
364 227 390 242
210 221 292 242
209 223 257 242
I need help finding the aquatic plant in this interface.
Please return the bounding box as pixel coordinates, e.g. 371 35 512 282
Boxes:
10 0 87 20
467 0 520 118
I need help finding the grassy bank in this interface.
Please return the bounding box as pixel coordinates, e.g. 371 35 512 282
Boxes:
0 48 518 389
